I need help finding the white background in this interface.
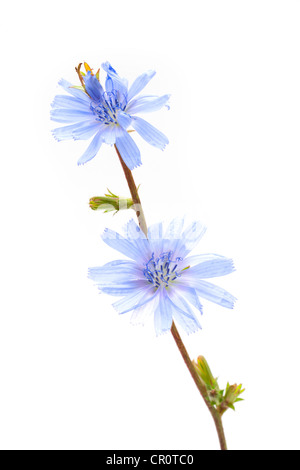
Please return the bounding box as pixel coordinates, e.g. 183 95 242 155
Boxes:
1 0 300 451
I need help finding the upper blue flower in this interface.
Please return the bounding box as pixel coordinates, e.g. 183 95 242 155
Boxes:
51 62 170 169
89 218 236 335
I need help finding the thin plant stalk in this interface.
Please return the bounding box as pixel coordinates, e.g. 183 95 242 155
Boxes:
114 145 147 235
114 144 227 451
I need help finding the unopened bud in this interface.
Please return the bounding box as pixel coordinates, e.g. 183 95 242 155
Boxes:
217 383 245 416
194 356 219 390
89 189 134 214
193 356 223 406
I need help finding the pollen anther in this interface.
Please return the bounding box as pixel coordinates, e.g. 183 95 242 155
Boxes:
143 251 182 288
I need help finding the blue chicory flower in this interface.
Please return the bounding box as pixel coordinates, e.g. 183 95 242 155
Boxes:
89 218 236 335
51 62 170 169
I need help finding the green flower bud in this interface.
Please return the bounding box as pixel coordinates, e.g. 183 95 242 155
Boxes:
194 356 245 413
193 356 217 388
193 356 223 406
217 383 245 416
89 189 134 214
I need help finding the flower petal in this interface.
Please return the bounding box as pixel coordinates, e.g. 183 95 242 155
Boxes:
176 221 207 258
122 219 151 263
83 72 104 101
166 288 202 334
100 125 117 145
185 257 235 279
101 280 147 295
148 222 163 241
174 285 203 315
101 62 128 97
105 75 113 93
113 285 157 315
58 79 91 103
77 130 103 165
184 253 226 267
115 127 141 170
130 290 159 326
52 121 94 141
154 288 173 335
88 261 143 285
131 116 169 150
127 70 156 101
102 228 145 261
126 94 170 114
51 94 90 112
117 111 132 129
123 219 147 241
72 121 103 140
147 222 163 255
50 108 93 123
164 217 185 240
195 280 236 309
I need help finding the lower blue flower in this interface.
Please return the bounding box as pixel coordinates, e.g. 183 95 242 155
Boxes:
89 218 236 335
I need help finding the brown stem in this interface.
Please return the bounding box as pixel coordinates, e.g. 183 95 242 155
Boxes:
114 144 227 451
171 322 227 451
114 144 147 236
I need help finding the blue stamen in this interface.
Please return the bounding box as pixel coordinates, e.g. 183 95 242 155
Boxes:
143 251 182 288
90 89 128 125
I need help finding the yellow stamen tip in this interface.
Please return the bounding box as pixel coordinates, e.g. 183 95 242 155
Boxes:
84 62 93 73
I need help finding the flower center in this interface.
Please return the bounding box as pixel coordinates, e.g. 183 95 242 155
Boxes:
90 90 127 125
143 251 183 288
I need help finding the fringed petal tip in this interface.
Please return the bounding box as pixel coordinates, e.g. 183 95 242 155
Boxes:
230 261 237 276
49 109 56 121
130 159 142 170
160 141 169 151
112 302 126 315
230 295 238 309
219 296 237 310
170 325 202 338
155 320 202 337
77 160 85 166
51 129 61 142
51 128 74 142
155 327 170 337
147 69 156 79
131 116 169 151
187 320 202 335
87 267 96 280
165 94 171 109
58 78 67 87
160 94 171 112
52 127 84 143
130 320 146 328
